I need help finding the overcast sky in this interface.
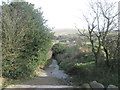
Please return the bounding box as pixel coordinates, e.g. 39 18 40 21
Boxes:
1 0 120 30
25 0 95 30
28 0 89 30
26 0 119 30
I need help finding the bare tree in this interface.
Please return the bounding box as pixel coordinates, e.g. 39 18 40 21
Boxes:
76 0 118 67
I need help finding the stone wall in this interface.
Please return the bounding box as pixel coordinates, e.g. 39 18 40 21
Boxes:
80 81 119 90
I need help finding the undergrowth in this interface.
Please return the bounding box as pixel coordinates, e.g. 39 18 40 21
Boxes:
52 43 119 87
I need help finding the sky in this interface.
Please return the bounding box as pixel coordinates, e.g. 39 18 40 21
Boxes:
1 0 120 30
26 0 119 30
25 0 89 30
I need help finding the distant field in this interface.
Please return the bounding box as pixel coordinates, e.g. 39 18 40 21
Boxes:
52 28 80 36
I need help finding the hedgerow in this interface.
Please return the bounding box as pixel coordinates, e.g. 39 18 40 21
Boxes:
2 2 54 79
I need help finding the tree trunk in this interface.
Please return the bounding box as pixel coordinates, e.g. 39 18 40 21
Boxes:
94 52 98 67
103 47 110 67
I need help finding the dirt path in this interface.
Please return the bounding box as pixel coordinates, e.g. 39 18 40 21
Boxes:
4 59 72 89
20 59 70 85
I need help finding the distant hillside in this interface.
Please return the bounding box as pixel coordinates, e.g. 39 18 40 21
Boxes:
52 28 79 36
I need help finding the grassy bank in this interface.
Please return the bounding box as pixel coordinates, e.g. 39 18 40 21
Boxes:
71 62 118 87
52 43 119 87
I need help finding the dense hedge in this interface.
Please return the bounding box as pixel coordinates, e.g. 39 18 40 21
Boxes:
2 2 54 79
52 43 67 59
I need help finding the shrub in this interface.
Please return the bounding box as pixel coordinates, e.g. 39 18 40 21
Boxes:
52 43 67 58
2 2 53 79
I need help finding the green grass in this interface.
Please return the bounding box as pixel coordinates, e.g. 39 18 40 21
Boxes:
71 62 119 88
53 43 119 88
75 61 95 67
86 42 91 45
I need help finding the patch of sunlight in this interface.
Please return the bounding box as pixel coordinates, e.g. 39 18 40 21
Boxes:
75 61 95 66
34 69 48 77
39 72 48 77
86 42 91 45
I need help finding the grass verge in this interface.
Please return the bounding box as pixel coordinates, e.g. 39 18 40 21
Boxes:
71 62 119 88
